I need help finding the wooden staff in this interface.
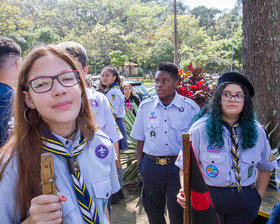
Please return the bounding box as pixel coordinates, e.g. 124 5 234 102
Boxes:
41 153 56 194
182 133 191 224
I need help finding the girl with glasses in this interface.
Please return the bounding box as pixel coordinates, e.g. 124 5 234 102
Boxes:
176 72 276 224
0 46 119 223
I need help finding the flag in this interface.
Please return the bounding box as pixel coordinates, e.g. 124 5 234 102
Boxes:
190 141 220 224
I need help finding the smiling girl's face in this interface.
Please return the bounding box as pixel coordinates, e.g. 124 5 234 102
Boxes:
23 53 82 132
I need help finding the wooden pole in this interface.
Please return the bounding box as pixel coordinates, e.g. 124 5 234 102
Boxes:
182 133 191 224
41 153 56 194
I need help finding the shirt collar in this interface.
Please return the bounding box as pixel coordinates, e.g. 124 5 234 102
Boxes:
152 91 182 110
52 129 81 146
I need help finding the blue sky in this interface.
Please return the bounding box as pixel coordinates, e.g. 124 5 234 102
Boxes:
184 0 237 10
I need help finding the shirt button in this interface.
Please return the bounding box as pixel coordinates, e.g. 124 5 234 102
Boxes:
165 108 167 110
231 166 234 169
252 161 254 164
165 120 167 122
106 193 109 197
166 144 168 146
165 131 167 133
211 161 214 164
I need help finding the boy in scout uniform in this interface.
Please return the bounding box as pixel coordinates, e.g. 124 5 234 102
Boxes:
131 62 199 224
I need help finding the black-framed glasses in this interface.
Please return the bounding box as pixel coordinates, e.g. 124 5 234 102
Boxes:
27 71 80 93
221 92 245 102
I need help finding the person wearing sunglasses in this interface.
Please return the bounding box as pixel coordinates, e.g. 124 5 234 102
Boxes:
176 72 276 224
0 45 119 223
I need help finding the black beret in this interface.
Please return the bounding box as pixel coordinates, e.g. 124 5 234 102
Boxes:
218 72 254 97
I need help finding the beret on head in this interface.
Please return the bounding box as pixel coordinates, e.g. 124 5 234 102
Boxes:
218 72 254 97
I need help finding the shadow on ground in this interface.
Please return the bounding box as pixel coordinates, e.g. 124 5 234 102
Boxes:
111 187 148 224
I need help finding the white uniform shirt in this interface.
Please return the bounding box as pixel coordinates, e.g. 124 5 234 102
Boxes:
105 86 125 118
130 92 200 156
0 130 120 223
87 88 123 143
175 115 276 187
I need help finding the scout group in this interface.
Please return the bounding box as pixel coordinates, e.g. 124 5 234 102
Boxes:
0 37 277 224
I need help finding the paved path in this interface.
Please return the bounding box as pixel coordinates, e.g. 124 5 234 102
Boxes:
111 190 148 224
111 188 170 224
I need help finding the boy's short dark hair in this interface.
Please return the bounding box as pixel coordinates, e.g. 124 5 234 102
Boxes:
157 62 179 80
57 41 87 69
0 37 21 68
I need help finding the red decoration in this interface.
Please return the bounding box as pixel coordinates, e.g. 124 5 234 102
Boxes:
177 63 213 107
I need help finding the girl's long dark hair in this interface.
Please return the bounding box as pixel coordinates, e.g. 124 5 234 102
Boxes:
194 83 258 150
0 45 96 220
101 66 121 85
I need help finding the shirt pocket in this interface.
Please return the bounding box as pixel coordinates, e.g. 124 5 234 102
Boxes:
241 150 261 179
146 120 160 141
170 121 190 144
91 178 112 199
91 178 112 215
201 152 228 184
62 191 75 218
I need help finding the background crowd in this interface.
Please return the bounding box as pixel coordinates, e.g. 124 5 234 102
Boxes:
0 37 278 224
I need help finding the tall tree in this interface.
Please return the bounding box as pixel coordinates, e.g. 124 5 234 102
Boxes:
243 0 280 147
190 6 221 32
173 0 178 65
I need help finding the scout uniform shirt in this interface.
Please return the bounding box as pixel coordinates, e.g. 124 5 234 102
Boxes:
175 115 276 187
0 130 120 224
87 88 123 143
105 86 125 118
131 92 200 156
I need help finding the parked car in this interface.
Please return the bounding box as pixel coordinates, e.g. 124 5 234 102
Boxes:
91 77 150 101
123 80 150 101
148 86 157 98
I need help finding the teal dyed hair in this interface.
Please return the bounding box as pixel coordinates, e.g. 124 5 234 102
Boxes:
195 83 258 150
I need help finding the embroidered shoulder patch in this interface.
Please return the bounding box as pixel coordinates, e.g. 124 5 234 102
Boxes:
95 144 109 159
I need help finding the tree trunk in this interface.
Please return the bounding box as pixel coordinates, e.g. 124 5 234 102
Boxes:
242 0 280 148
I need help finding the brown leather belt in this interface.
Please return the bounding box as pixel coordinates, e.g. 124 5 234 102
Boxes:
225 184 255 189
208 184 256 189
144 153 177 165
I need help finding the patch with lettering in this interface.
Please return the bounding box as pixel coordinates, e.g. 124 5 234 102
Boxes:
205 154 221 159
206 145 220 153
111 94 115 101
149 112 157 119
95 144 109 159
206 165 219 178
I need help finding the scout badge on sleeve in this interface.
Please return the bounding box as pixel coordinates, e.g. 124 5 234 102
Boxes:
95 144 109 159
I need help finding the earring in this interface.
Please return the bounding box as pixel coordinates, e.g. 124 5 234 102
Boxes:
24 107 40 125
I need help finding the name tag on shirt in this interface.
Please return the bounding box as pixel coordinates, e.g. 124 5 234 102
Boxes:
205 154 221 159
